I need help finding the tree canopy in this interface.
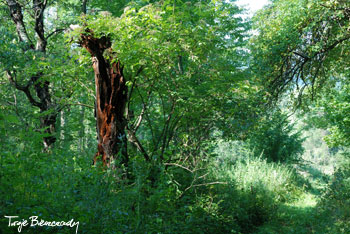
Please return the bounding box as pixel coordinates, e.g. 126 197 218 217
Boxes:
251 0 350 103
2 0 350 233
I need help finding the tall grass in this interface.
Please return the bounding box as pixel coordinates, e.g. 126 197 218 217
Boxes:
217 156 302 202
207 145 304 232
214 141 302 202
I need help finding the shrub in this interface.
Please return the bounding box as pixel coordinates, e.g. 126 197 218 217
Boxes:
247 110 304 163
318 155 350 233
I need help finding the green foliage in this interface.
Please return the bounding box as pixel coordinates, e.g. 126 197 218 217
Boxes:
0 138 237 233
318 154 350 233
306 81 350 147
247 110 304 162
290 153 350 234
0 101 306 234
2 0 350 233
250 0 350 104
67 0 258 167
210 149 303 233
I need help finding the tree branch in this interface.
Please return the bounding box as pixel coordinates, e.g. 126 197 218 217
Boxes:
293 51 309 60
45 28 66 40
163 163 193 173
6 71 43 108
66 102 94 109
127 128 150 161
82 0 88 14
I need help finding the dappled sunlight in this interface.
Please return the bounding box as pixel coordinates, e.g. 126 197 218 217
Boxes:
1 0 350 233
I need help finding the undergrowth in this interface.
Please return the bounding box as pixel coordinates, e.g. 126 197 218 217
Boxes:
2 131 348 233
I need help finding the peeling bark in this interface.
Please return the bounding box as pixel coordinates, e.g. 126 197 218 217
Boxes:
80 31 128 168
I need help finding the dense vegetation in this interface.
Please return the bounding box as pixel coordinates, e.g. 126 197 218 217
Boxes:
1 0 350 233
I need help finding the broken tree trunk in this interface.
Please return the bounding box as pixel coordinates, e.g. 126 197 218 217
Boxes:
80 31 128 168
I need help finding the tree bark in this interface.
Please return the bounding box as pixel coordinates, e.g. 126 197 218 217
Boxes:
79 106 85 150
6 0 33 47
32 75 57 148
82 0 88 14
80 31 128 168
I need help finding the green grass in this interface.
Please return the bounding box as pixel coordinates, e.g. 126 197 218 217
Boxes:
2 132 349 234
209 154 306 232
213 155 304 203
253 192 318 234
211 134 349 234
250 144 350 234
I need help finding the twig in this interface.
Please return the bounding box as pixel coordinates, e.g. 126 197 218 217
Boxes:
66 102 94 109
192 182 228 187
45 28 66 40
163 163 193 173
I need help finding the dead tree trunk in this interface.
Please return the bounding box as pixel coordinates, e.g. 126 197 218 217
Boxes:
80 32 128 168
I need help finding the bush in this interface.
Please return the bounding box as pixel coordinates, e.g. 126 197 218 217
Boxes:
0 114 305 234
318 155 350 233
0 139 242 234
247 110 304 163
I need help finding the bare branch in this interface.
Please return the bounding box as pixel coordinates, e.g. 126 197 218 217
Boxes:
127 129 150 161
127 65 144 119
163 163 193 173
159 100 176 161
192 182 228 187
129 66 143 98
66 102 94 109
45 28 66 40
318 34 350 55
6 71 43 108
134 103 146 131
33 0 47 51
293 51 309 60
136 85 156 145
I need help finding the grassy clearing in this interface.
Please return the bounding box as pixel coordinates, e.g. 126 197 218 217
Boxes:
1 131 348 233
253 192 318 234
250 130 350 234
214 156 303 203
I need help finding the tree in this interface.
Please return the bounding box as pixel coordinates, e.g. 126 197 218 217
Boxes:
304 79 350 147
247 110 304 162
79 32 130 167
251 0 350 104
0 0 86 149
2 0 56 148
70 0 251 168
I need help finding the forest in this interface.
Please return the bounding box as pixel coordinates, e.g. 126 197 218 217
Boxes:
0 0 350 233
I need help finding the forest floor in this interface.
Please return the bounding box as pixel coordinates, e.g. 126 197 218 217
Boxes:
253 158 332 234
254 192 318 234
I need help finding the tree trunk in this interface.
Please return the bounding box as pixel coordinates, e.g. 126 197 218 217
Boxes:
82 0 88 14
6 0 58 150
79 106 85 151
33 76 57 148
41 111 57 149
80 32 128 168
